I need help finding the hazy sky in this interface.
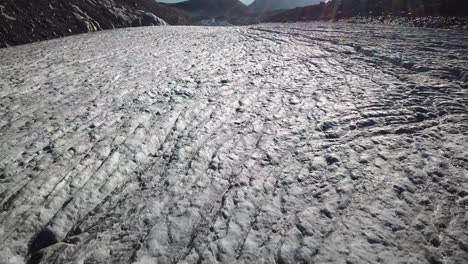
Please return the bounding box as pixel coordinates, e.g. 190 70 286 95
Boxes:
159 0 255 5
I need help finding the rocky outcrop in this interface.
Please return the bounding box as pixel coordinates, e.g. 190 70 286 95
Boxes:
248 0 321 13
168 0 248 19
266 0 468 25
0 0 190 48
71 4 102 33
132 12 168 27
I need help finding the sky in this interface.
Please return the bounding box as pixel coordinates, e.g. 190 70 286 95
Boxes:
159 0 255 4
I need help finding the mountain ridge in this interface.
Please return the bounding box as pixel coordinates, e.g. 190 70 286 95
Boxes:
266 0 468 22
0 0 192 48
248 0 322 13
167 0 248 18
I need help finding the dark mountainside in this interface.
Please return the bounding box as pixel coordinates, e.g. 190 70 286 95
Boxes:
0 0 192 48
267 0 468 25
248 0 321 13
166 0 248 18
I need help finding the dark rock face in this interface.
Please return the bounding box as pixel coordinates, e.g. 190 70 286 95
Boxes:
133 12 168 27
265 0 468 27
248 0 321 13
0 0 190 48
169 0 248 18
329 0 468 17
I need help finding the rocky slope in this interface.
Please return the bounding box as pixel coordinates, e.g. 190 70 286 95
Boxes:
340 16 468 30
0 22 467 264
266 0 468 25
248 0 321 13
0 0 191 48
168 0 247 18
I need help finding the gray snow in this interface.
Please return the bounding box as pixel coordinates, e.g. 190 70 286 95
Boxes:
0 22 467 264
